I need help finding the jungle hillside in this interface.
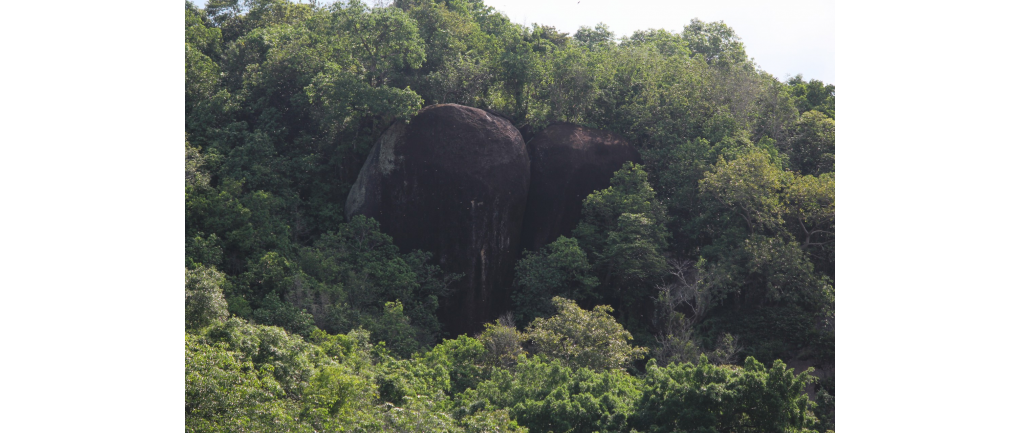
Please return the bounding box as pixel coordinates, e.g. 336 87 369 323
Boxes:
185 0 836 431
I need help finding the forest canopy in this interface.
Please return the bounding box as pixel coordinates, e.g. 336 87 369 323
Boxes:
185 0 835 431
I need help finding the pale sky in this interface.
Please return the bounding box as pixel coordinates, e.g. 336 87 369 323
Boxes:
189 0 835 85
491 0 835 85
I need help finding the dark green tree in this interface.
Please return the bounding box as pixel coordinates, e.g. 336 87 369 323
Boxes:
787 74 836 118
512 236 598 324
572 162 670 321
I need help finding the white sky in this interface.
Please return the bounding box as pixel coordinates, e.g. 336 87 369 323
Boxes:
491 0 835 85
189 0 835 85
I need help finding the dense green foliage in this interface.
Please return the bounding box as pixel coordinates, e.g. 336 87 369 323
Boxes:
512 237 598 324
526 297 648 371
185 0 835 430
187 305 824 432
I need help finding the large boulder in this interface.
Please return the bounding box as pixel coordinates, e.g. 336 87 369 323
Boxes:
519 123 642 252
345 104 530 336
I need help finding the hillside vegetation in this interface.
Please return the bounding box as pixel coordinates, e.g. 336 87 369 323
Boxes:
185 0 835 431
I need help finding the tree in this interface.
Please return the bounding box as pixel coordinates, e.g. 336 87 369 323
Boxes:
680 18 748 65
620 29 691 57
652 259 710 364
185 3 223 59
204 0 313 43
574 162 668 263
631 355 816 433
185 266 230 331
785 110 836 175
572 162 670 318
496 31 540 120
527 24 570 51
699 149 790 236
186 333 297 432
727 357 816 432
252 291 318 337
787 74 835 117
370 300 423 358
185 4 224 113
574 23 615 50
330 0 426 88
477 314 524 369
420 334 488 395
184 43 220 115
602 213 669 287
525 297 647 371
529 41 616 126
512 236 598 324
692 145 835 364
742 234 833 308
456 354 643 433
783 172 835 278
784 172 834 248
301 364 378 428
297 215 457 347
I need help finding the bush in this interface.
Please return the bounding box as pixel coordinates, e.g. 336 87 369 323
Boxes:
632 355 816 433
185 266 229 331
476 314 525 369
457 355 641 433
421 335 489 396
252 292 318 337
525 297 647 371
512 236 598 325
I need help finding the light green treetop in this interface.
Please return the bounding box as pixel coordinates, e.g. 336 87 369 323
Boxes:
525 297 648 371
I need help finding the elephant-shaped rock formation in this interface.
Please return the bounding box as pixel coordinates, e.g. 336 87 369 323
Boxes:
345 104 530 336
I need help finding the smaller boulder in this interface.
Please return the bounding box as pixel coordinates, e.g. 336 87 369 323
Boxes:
520 123 642 252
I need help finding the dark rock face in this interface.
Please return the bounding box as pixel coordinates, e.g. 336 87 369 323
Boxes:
519 123 642 253
345 104 530 336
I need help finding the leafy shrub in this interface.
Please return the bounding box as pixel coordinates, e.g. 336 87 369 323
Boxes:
632 355 816 433
458 355 642 433
185 266 230 331
512 236 598 324
420 335 488 396
252 291 318 337
525 297 648 371
477 314 525 368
